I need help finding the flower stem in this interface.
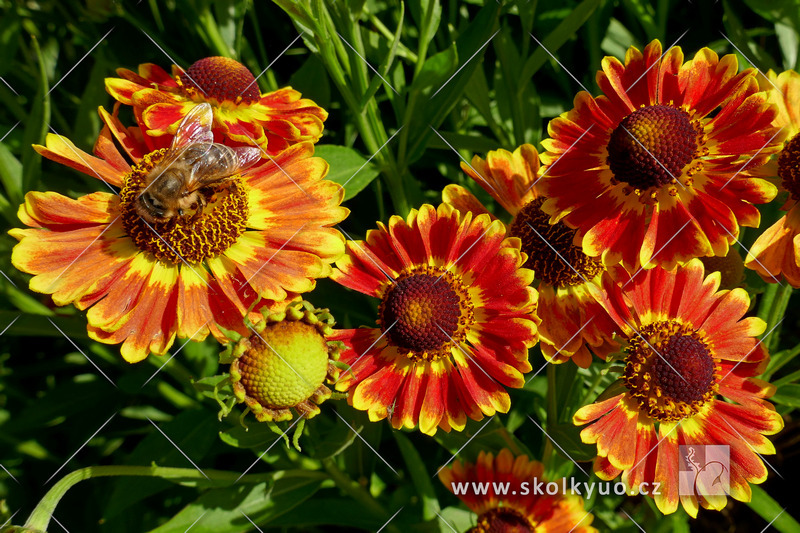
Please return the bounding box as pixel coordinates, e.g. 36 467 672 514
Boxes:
321 457 402 533
22 466 276 532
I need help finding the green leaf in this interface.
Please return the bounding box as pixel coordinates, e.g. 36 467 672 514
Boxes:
0 191 15 225
105 409 221 519
408 0 441 50
519 0 602 81
72 53 111 148
219 420 284 450
775 21 800 69
315 144 379 201
193 374 231 398
289 54 332 110
620 0 658 38
4 379 117 435
436 506 475 532
21 36 51 194
360 3 404 107
405 2 501 165
303 412 359 459
747 486 800 533
3 282 57 315
602 18 639 58
773 367 800 387
722 0 778 71
426 131 507 154
145 472 326 533
395 432 440 520
0 142 22 205
772 383 800 408
433 417 529 464
265 497 385 529
409 43 457 94
0 311 89 338
547 421 597 463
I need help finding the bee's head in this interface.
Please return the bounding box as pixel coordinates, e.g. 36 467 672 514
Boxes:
136 190 172 223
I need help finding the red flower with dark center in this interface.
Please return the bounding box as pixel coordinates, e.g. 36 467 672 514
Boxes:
574 259 784 516
439 449 597 533
10 106 347 362
105 57 327 154
540 40 782 272
330 203 539 435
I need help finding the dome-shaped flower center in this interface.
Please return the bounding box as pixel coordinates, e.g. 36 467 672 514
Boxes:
607 105 698 190
470 508 533 533
778 132 800 201
652 335 716 404
509 198 603 287
119 149 248 264
178 56 261 104
233 321 330 409
379 270 470 358
624 321 718 422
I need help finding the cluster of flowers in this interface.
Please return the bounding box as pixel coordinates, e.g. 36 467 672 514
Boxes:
10 39 795 530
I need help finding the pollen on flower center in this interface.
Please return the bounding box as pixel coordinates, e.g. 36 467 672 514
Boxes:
778 132 800 201
472 508 533 533
607 105 699 190
624 321 719 422
379 270 471 359
178 56 261 105
120 149 248 264
509 198 603 287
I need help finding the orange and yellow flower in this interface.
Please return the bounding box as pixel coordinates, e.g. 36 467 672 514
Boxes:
105 56 327 154
10 107 347 362
330 203 539 435
439 448 597 533
540 40 782 272
746 69 800 286
574 259 783 517
443 145 618 368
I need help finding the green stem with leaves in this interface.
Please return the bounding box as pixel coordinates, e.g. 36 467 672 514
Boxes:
22 466 285 532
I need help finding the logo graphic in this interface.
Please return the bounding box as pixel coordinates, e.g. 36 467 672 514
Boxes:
678 444 730 497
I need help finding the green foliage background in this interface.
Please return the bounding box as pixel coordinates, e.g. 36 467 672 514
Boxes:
0 0 799 531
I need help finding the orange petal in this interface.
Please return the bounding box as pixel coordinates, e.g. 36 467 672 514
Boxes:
34 134 125 187
441 184 493 218
86 254 179 363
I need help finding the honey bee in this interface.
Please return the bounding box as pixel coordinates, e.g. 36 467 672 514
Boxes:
135 103 262 224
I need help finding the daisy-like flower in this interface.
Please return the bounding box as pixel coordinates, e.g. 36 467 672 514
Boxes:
444 145 618 368
105 56 327 154
574 259 784 516
438 448 597 533
540 40 782 272
330 203 539 436
746 69 800 286
10 106 347 363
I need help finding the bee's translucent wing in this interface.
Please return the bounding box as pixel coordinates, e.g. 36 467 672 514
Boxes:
170 103 214 150
183 144 260 191
232 146 263 171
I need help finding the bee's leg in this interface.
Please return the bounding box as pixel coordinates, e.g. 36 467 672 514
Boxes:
191 194 207 220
